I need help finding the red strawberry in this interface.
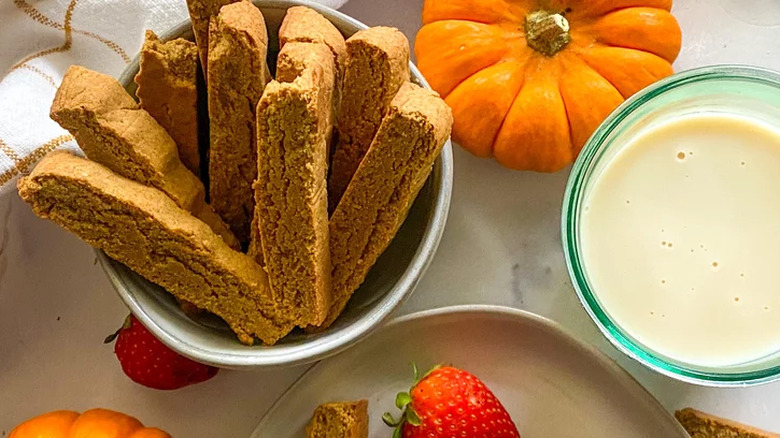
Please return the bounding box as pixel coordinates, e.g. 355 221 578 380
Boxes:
105 315 218 390
384 365 520 438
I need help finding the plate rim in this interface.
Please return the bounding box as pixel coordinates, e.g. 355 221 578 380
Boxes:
251 304 688 437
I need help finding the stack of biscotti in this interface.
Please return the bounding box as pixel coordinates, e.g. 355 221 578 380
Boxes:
20 1 452 346
51 64 240 251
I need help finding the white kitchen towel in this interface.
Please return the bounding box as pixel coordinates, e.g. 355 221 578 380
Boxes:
0 0 348 197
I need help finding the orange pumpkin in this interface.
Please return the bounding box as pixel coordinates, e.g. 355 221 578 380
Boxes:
415 0 682 172
10 409 171 438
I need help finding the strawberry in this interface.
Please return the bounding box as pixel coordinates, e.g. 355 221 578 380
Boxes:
105 315 218 390
384 365 520 438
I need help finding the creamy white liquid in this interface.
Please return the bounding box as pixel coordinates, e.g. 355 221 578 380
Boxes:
581 113 780 367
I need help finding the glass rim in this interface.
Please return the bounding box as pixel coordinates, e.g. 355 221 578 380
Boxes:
562 64 780 387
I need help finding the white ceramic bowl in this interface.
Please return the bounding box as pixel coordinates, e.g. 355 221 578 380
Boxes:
99 0 453 369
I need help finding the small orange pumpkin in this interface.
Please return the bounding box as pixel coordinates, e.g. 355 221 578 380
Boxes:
10 409 171 438
415 0 682 172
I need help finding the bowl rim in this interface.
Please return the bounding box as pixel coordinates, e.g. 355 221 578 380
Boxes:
562 64 780 386
99 0 454 368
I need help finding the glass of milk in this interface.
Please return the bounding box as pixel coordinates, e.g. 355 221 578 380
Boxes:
563 65 780 386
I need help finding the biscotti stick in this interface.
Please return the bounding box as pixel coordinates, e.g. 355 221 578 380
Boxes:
134 30 201 176
248 40 340 265
255 42 335 327
676 408 780 438
18 151 295 345
50 65 240 250
279 6 346 111
319 83 452 329
328 26 410 211
307 400 368 438
208 0 271 243
185 0 237 74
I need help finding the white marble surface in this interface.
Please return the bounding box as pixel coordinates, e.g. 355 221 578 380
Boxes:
3 0 780 436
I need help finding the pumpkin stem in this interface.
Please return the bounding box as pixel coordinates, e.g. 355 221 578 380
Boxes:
525 10 571 57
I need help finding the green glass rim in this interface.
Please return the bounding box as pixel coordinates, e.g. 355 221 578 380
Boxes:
562 64 780 386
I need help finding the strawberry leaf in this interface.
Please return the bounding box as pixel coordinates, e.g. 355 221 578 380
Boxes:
406 406 421 426
103 331 119 344
395 392 412 409
382 412 400 427
393 424 403 438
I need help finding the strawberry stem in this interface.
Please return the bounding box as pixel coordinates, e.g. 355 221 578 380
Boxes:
384 363 442 437
104 315 133 344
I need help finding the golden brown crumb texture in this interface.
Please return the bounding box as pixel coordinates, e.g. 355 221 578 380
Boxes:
17 151 295 345
676 408 780 438
279 6 346 113
185 0 239 74
207 0 271 243
328 26 410 212
135 30 201 177
306 400 369 438
254 41 335 327
320 82 452 329
50 65 240 250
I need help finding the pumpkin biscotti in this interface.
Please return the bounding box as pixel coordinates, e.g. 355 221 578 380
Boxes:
306 400 368 438
255 41 336 327
320 82 452 329
327 26 410 211
17 151 295 345
185 0 238 73
208 0 271 243
279 6 346 110
50 65 240 250
675 408 780 438
134 30 201 176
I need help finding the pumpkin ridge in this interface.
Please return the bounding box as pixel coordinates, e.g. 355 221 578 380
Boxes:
488 79 529 156
437 57 509 99
445 60 526 156
576 0 672 16
577 47 671 98
489 57 534 155
582 38 676 64
415 19 514 97
591 5 668 16
589 7 682 63
557 78 577 161
559 56 623 153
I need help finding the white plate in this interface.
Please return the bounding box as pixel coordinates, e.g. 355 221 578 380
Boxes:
251 305 687 437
